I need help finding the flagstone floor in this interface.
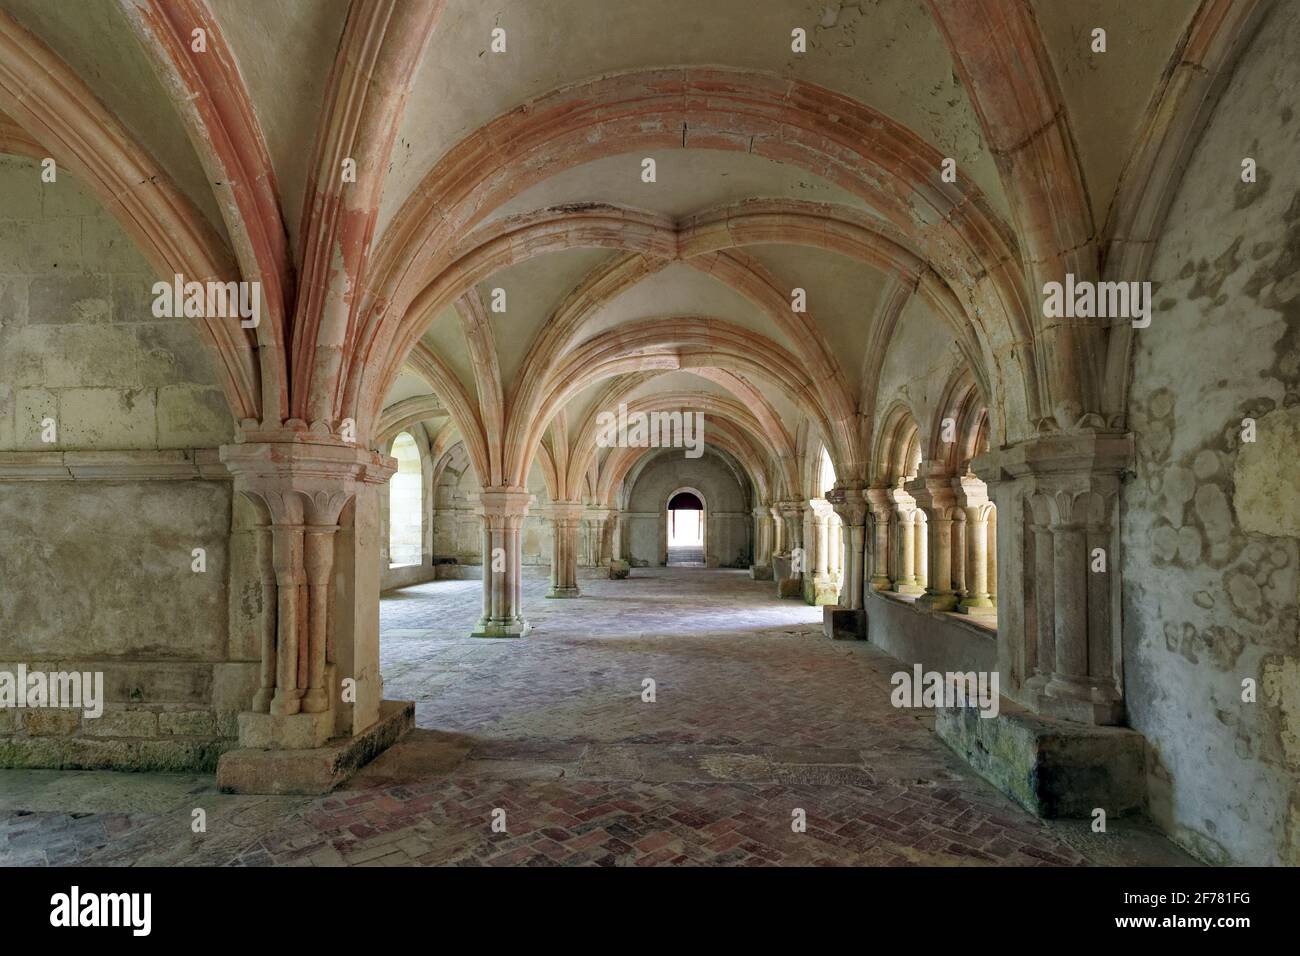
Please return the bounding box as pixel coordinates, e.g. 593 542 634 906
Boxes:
0 567 1194 867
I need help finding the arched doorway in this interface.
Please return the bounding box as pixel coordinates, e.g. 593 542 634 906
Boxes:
666 489 705 566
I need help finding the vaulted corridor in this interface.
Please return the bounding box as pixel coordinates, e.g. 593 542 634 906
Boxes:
3 569 1191 867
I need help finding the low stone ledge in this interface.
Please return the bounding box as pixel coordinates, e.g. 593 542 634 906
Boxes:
936 700 1145 819
0 733 230 772
215 699 414 795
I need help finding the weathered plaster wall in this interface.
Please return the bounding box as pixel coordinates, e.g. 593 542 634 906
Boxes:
623 449 751 567
1122 5 1300 866
871 295 966 454
0 160 240 769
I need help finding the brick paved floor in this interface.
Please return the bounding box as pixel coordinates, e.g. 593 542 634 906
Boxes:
1 567 1194 866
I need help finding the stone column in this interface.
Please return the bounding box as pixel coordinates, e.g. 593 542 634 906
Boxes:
827 482 868 610
972 431 1130 725
774 499 806 598
887 487 923 594
472 487 534 636
220 435 395 751
547 502 584 598
750 504 774 579
808 498 838 605
587 507 612 566
769 504 784 555
865 486 893 591
956 475 995 612
909 468 961 611
611 510 624 561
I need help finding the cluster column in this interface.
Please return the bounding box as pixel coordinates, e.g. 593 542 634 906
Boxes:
955 475 995 612
472 487 534 637
865 486 893 591
221 435 395 750
909 467 962 611
827 482 868 610
973 432 1130 725
808 498 839 604
547 502 585 598
887 486 924 595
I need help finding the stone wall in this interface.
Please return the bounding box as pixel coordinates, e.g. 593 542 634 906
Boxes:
0 159 242 770
622 449 751 567
1122 4 1300 866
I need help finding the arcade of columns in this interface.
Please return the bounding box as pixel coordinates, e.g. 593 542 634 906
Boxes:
0 0 1264 767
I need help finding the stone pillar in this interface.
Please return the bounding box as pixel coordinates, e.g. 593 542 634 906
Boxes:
220 435 396 751
547 502 584 598
827 483 868 610
822 482 868 640
888 487 923 594
587 507 612 565
972 432 1130 725
909 468 961 611
807 498 839 605
956 475 995 612
769 504 784 555
774 499 805 598
472 487 534 636
865 486 893 591
750 504 774 579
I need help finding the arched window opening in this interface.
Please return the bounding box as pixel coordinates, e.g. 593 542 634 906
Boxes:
388 431 423 568
820 446 837 496
667 490 705 565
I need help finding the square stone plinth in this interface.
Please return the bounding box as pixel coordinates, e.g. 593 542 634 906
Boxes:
936 700 1145 819
822 606 866 640
216 700 414 795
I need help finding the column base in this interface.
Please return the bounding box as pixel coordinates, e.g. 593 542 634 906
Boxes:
546 585 581 598
917 591 959 611
822 606 866 640
749 564 773 580
217 700 413 795
892 583 924 596
936 699 1145 818
237 708 333 750
1041 676 1125 725
471 616 531 638
957 595 995 613
869 576 892 591
811 575 841 605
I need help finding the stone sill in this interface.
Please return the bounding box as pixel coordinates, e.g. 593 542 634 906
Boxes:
872 589 998 638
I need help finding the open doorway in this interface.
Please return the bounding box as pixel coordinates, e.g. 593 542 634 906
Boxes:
666 489 705 566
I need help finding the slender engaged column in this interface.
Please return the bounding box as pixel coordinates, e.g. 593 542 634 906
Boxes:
252 521 277 713
269 523 305 716
301 525 339 713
